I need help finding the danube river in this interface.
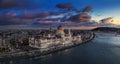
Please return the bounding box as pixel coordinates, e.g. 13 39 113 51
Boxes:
1 33 120 64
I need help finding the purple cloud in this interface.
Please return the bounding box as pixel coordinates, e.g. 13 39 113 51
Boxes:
82 5 92 12
68 13 91 22
0 0 32 9
0 0 20 8
56 3 71 9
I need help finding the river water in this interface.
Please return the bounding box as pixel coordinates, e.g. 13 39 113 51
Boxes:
1 33 120 64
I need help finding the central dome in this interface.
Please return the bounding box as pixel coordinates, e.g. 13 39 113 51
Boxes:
57 25 63 30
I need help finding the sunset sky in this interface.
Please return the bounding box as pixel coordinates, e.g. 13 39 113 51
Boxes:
0 0 120 26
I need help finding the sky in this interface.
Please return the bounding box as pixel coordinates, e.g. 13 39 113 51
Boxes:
0 0 120 26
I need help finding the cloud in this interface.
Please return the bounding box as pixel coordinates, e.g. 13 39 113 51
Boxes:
0 10 67 25
100 17 113 23
0 0 94 25
56 3 71 9
0 12 34 25
19 11 66 19
19 12 51 19
0 17 34 25
8 18 34 24
0 0 32 9
68 13 91 22
0 0 119 27
82 5 92 12
0 0 20 8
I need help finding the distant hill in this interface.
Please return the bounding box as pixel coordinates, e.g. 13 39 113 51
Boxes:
92 27 120 33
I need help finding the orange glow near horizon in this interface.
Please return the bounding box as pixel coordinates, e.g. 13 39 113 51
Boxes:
110 18 120 25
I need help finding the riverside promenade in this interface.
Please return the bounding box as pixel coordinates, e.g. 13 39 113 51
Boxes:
0 31 95 60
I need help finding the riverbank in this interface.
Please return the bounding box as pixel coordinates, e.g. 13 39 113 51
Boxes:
0 32 95 61
93 31 120 35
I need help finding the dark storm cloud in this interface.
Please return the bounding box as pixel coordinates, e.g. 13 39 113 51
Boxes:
0 11 67 25
82 5 92 12
0 0 19 8
20 12 49 19
69 13 91 22
56 3 71 9
0 0 32 9
20 12 51 19
20 13 38 19
0 17 34 25
19 11 67 19
0 12 34 25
